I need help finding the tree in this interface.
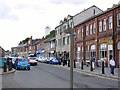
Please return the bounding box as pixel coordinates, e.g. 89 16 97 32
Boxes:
44 30 55 39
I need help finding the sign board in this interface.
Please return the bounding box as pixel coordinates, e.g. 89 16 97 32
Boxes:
117 41 120 49
108 40 113 45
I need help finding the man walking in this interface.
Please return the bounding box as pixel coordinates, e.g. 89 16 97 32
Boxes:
91 56 95 70
109 56 115 75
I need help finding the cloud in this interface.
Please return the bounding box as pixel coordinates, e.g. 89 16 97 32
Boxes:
0 2 18 20
50 0 88 5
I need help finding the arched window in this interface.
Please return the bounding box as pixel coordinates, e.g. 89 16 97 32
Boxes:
99 43 107 59
90 45 96 58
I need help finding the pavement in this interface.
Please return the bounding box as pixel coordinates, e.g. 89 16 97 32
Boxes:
54 63 120 81
0 68 16 75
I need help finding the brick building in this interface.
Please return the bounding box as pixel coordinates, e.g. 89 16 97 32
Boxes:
74 4 120 67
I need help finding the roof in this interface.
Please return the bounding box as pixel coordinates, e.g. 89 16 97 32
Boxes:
75 4 120 27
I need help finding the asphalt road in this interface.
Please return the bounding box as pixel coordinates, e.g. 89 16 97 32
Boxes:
2 62 119 88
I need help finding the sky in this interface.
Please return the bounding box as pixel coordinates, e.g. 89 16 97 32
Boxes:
0 0 120 51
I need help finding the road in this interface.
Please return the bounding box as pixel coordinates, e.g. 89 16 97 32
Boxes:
2 62 119 88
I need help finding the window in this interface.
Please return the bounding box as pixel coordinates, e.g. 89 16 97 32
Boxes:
103 19 106 31
93 23 96 34
67 36 69 45
99 43 107 59
117 13 120 27
81 27 83 37
90 45 96 58
90 24 93 35
65 37 67 45
86 25 89 36
58 39 62 46
63 25 66 30
77 47 80 60
109 16 113 29
99 20 102 32
86 46 89 59
77 29 80 38
81 46 84 59
63 37 65 45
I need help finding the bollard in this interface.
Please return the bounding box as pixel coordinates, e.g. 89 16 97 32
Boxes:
8 60 12 71
74 60 76 68
102 61 105 74
81 60 84 70
90 61 93 71
68 60 70 67
3 62 7 72
63 60 65 66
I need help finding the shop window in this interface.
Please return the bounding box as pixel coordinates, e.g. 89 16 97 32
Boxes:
90 45 96 58
81 46 84 59
77 47 80 60
86 46 89 59
99 43 107 59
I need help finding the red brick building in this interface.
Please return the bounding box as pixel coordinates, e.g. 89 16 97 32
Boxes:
74 4 120 67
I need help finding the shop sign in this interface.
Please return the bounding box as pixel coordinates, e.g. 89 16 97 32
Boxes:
108 40 113 45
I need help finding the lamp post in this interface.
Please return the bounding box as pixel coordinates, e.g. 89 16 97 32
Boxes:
64 26 74 90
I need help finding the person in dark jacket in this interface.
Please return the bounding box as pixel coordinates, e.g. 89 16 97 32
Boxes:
91 56 95 69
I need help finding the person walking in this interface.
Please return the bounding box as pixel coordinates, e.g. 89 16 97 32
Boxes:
109 56 115 75
91 56 95 70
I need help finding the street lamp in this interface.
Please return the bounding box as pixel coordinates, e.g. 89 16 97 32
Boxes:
64 26 74 90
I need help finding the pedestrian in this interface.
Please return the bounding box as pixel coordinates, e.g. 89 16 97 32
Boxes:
91 56 95 70
109 56 115 75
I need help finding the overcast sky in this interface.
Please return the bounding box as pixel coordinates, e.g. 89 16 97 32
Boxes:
0 0 119 51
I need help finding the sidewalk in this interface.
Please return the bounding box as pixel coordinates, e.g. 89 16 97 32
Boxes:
0 68 16 75
55 64 120 81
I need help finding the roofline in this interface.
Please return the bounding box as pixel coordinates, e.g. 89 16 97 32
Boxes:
55 5 103 29
75 4 120 27
73 5 103 17
55 16 73 29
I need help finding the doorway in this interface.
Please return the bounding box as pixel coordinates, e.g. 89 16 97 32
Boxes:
108 45 113 67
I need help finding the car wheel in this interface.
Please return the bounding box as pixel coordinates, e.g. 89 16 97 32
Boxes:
28 67 30 70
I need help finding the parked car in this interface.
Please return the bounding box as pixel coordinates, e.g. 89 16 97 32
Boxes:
44 57 51 64
28 57 38 65
13 58 30 70
37 57 47 63
49 57 61 65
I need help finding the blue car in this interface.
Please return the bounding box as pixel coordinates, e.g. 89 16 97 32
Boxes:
49 57 61 65
14 58 31 70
